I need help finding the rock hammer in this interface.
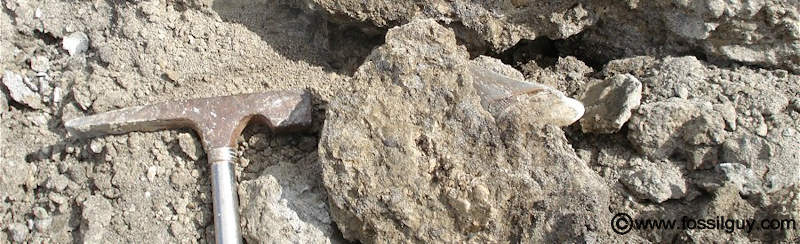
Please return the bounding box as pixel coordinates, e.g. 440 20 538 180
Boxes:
64 91 313 244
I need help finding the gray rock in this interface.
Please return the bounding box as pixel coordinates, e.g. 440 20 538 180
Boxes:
303 0 800 71
572 1 800 72
176 133 203 160
319 19 609 243
579 73 642 133
7 223 28 243
620 158 687 203
0 159 33 202
2 71 44 109
721 134 800 193
716 163 762 196
521 56 594 96
239 173 333 244
627 98 705 159
627 98 729 161
32 207 52 232
47 174 71 192
81 195 113 243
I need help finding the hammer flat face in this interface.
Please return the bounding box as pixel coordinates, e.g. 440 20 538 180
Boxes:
65 90 313 149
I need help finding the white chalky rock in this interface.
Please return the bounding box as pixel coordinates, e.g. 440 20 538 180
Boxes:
2 71 44 109
62 32 90 56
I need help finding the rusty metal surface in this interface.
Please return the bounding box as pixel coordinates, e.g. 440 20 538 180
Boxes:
65 90 313 149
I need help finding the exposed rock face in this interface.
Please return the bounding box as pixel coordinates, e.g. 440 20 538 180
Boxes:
576 0 800 72
304 0 800 71
319 19 610 243
305 0 598 51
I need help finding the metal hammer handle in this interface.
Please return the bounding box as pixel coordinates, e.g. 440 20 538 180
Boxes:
208 147 242 244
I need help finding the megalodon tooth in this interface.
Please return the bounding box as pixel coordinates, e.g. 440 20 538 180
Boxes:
468 63 584 126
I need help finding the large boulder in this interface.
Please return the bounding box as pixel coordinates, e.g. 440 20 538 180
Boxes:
319 19 610 243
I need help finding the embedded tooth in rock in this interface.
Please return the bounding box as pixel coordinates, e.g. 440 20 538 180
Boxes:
468 63 584 126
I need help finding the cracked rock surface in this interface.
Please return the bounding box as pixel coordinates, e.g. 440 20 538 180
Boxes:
305 0 800 71
319 19 610 243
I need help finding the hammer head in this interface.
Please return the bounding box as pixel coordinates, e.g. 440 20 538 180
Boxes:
65 90 313 149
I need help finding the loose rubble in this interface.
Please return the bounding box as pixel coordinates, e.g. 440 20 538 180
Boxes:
81 195 118 243
2 71 44 109
620 158 687 203
239 174 333 243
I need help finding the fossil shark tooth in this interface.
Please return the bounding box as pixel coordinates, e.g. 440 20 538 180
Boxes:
468 63 584 126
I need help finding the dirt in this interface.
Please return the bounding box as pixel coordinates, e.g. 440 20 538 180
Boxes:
1 0 799 243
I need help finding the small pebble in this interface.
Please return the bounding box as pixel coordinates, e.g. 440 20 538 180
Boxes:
676 86 689 98
756 122 768 136
89 140 104 154
47 174 71 192
147 166 158 182
3 70 44 109
52 87 63 103
30 56 50 72
8 223 29 242
62 32 90 56
177 133 203 160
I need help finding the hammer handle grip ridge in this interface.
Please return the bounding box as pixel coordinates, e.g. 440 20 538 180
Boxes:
208 147 242 244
